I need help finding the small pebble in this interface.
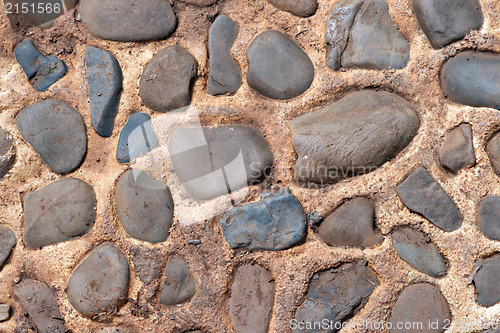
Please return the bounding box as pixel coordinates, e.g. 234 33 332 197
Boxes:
0 304 10 322
439 124 475 173
158 257 196 305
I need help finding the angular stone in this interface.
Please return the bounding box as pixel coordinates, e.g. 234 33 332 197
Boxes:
390 283 451 332
80 0 177 42
318 197 383 248
473 254 500 307
478 196 500 241
179 0 218 6
85 46 123 137
14 39 67 92
412 0 483 49
158 257 196 305
228 264 275 333
265 0 317 17
67 243 130 317
0 225 16 271
116 113 158 164
392 228 447 277
247 30 314 100
439 124 475 173
168 125 273 200
0 129 15 178
441 52 500 110
0 304 10 322
14 279 67 333
23 178 96 249
220 188 307 251
140 46 198 112
396 167 462 231
290 90 419 185
115 170 174 243
487 132 500 176
207 15 242 96
294 260 378 332
16 99 87 174
326 0 410 70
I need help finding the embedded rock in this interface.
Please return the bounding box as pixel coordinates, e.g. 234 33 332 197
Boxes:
207 15 242 96
247 30 314 100
14 39 67 92
221 188 307 251
265 0 317 17
318 197 383 248
439 124 475 173
115 170 174 243
228 264 275 333
158 257 196 305
0 129 15 178
487 132 500 176
16 99 87 174
473 254 500 307
80 0 177 42
85 46 123 137
179 0 218 6
0 225 16 270
67 243 130 317
140 46 198 112
478 196 500 241
0 304 9 322
290 90 419 185
116 113 158 163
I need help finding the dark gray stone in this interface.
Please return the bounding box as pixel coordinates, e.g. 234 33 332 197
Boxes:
487 131 500 176
390 283 451 333
478 196 500 241
80 0 177 42
0 129 15 178
439 124 475 173
290 90 419 185
326 0 410 70
116 113 158 164
67 243 130 317
220 187 307 251
14 39 67 92
140 46 198 112
474 254 500 307
392 228 447 277
0 225 16 271
318 197 383 248
397 167 462 231
441 52 500 110
207 15 242 96
168 125 273 200
85 46 123 137
158 257 196 305
14 279 67 333
16 99 87 174
115 170 174 243
228 264 275 333
23 178 96 249
294 260 378 333
413 0 483 49
246 30 314 100
265 0 317 17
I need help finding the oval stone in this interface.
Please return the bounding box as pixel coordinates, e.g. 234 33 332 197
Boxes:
80 0 177 42
23 178 97 249
16 99 87 174
478 196 500 241
247 30 314 100
290 90 419 185
115 170 174 243
0 129 15 178
441 52 500 110
439 123 475 173
0 225 16 271
158 257 196 305
473 254 500 307
265 0 317 17
67 243 130 317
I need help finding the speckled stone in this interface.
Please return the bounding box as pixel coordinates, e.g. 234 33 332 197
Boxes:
80 0 177 42
116 113 158 164
478 196 500 241
439 124 475 173
221 188 307 251
396 167 462 231
158 257 196 305
0 129 15 178
246 30 314 100
473 254 500 307
0 225 16 271
16 99 87 174
265 0 317 17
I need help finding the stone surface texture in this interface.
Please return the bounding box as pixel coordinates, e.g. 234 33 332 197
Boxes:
439 123 475 173
473 254 500 307
0 129 15 178
265 0 317 17
0 225 16 270
478 196 500 241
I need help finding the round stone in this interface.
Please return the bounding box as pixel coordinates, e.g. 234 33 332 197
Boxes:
0 129 15 178
158 257 196 305
265 0 317 17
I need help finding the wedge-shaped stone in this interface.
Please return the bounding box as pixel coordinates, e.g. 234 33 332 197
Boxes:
228 264 275 333
396 167 462 231
116 113 158 164
0 225 16 271
478 196 500 241
23 178 96 249
80 0 177 42
318 197 383 248
265 0 317 17
67 243 129 317
0 129 15 178
392 228 447 277
221 188 307 251
168 125 273 200
16 99 87 174
158 257 196 305
439 124 475 173
294 260 378 332
290 90 419 185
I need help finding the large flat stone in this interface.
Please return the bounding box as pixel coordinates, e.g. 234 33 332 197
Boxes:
439 124 475 173
0 129 15 178
16 99 87 174
158 257 196 305
0 225 16 271
265 0 317 17
478 196 500 241
290 90 419 185
473 254 500 307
